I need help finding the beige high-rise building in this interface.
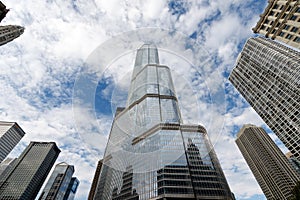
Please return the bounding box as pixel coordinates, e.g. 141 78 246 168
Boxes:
236 124 300 200
252 0 300 49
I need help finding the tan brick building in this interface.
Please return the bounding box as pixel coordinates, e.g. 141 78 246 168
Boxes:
253 0 300 49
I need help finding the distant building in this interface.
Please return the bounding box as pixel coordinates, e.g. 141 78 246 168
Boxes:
236 124 300 199
0 121 25 163
0 25 24 46
88 160 103 200
39 162 79 200
0 158 16 177
253 0 300 49
0 1 9 22
229 37 300 160
0 142 60 200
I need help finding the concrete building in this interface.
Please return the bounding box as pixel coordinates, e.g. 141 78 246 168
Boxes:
236 124 300 199
0 121 25 163
229 37 300 160
0 142 60 200
94 44 233 200
0 25 24 46
253 0 300 49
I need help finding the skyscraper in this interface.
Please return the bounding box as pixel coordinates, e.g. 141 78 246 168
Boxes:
0 142 60 200
0 25 24 46
94 44 233 199
229 37 300 160
235 124 300 199
0 121 26 163
88 160 103 200
252 0 300 49
39 162 78 200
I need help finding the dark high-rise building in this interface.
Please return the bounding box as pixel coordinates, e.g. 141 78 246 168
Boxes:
94 44 233 199
229 37 300 160
0 1 9 22
0 142 60 200
252 0 300 49
0 121 25 163
0 25 24 46
88 160 103 200
39 162 79 200
236 124 300 199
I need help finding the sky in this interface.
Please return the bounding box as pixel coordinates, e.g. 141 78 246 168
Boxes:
0 0 291 199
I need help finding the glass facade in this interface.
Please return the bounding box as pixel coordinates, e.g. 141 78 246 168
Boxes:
94 44 233 200
39 162 76 200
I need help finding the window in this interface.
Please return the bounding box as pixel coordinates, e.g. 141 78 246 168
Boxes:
290 15 297 20
291 27 298 33
279 32 285 37
284 25 290 30
286 34 292 39
293 37 300 42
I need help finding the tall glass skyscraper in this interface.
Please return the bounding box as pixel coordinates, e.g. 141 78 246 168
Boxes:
0 142 60 200
93 44 233 200
39 162 79 200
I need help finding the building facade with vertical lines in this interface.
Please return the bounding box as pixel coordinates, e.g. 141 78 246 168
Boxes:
236 124 300 199
253 0 300 49
88 160 103 200
229 37 300 160
0 142 60 200
0 121 25 163
94 44 233 200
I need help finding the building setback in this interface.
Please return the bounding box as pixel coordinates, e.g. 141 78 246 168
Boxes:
39 162 79 200
0 25 24 46
236 124 300 199
0 121 25 163
94 44 233 200
0 142 60 200
229 37 300 160
253 0 300 49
